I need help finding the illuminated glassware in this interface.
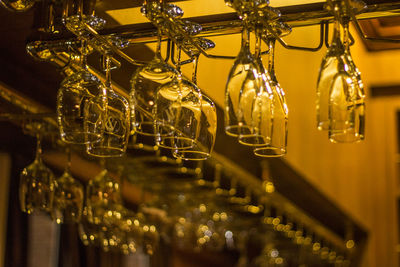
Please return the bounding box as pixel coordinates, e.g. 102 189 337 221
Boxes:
173 47 217 160
85 167 123 225
154 47 202 150
52 148 84 224
57 15 106 144
238 27 274 147
317 0 365 143
57 40 104 144
225 26 259 137
130 30 178 137
254 23 290 157
19 134 54 214
328 12 365 143
85 55 130 157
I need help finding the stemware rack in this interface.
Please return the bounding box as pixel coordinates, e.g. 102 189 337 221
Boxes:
4 0 400 265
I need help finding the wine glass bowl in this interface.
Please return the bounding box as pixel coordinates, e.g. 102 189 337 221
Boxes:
52 170 84 224
173 95 216 161
85 55 130 157
154 78 201 150
58 70 105 144
19 134 55 214
317 0 365 143
130 42 178 137
52 149 84 224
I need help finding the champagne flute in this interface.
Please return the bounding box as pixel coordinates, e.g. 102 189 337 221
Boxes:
19 132 54 214
254 22 290 157
85 54 130 157
52 147 84 224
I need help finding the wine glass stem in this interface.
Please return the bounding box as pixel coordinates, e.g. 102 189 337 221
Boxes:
343 21 350 51
268 38 276 79
35 134 42 163
241 26 250 49
104 55 112 89
156 29 162 57
66 146 72 173
254 27 262 59
80 39 88 70
192 55 199 85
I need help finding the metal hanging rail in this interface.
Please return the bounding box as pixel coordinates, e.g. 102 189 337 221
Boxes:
92 1 400 44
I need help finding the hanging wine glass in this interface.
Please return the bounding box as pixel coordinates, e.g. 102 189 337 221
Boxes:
85 54 130 157
254 22 290 157
173 40 217 161
19 130 54 214
85 165 123 225
57 40 105 144
153 44 202 151
328 1 365 143
317 0 365 144
52 147 84 224
316 4 343 132
238 26 274 147
57 14 106 144
130 29 178 138
225 20 260 138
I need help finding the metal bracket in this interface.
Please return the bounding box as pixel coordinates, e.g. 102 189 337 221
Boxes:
270 21 325 52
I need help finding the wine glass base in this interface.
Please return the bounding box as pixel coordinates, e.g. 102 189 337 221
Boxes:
156 136 195 150
253 147 286 157
135 122 158 136
329 133 364 143
238 135 269 147
173 150 210 161
86 147 126 157
60 132 102 145
225 125 251 137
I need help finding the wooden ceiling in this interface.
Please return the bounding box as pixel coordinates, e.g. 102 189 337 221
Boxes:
359 17 400 51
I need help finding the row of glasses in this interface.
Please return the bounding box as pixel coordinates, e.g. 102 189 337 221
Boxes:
224 1 288 157
80 164 159 254
316 0 365 143
130 0 217 161
58 12 131 157
19 123 84 224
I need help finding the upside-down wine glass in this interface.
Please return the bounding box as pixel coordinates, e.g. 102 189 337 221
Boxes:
19 131 54 214
85 54 130 157
52 147 84 224
225 17 260 138
154 45 202 150
328 1 365 143
173 40 217 161
57 15 106 144
317 0 365 143
254 22 290 157
130 29 178 140
238 26 274 147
